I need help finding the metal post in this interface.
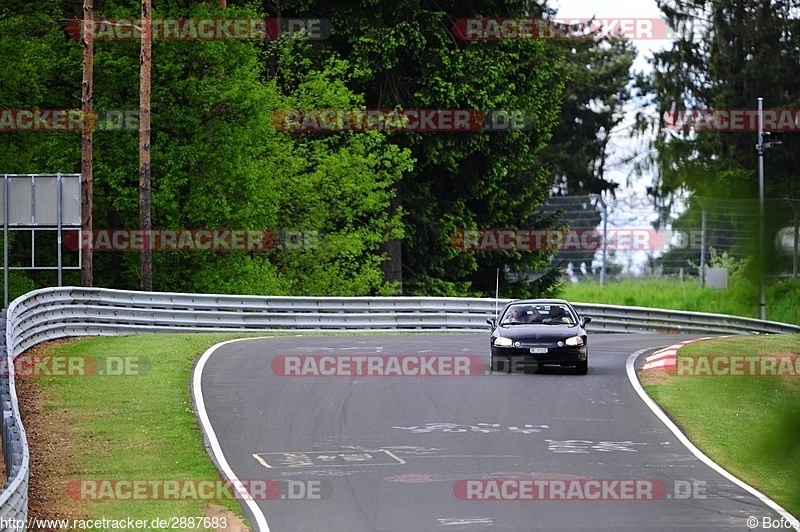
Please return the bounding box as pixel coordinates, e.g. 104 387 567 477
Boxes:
757 97 766 320
57 173 63 286
601 201 607 286
700 206 707 287
30 176 35 270
4 175 8 307
595 194 607 286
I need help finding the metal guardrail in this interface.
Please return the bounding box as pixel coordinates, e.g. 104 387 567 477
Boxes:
1 286 799 527
572 303 800 335
0 308 28 529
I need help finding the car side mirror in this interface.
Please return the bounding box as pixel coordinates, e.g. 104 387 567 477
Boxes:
486 317 497 328
581 316 592 326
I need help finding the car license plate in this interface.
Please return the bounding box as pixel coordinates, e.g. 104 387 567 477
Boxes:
529 347 548 354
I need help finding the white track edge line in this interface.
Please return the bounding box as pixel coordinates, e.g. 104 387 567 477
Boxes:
626 346 800 531
193 337 271 532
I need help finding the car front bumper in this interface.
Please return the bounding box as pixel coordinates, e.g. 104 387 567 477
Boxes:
490 344 587 365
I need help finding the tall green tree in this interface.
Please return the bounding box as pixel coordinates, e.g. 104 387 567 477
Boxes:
635 0 800 276
636 0 800 211
0 0 81 173
270 0 567 297
0 0 412 296
541 18 636 197
537 13 636 276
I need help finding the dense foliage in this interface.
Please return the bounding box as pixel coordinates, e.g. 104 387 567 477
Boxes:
636 0 800 275
1 0 633 297
637 0 800 208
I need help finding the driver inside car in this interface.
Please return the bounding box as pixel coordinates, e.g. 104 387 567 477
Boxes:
507 308 526 323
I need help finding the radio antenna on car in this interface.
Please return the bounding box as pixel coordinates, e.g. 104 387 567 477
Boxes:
495 268 500 320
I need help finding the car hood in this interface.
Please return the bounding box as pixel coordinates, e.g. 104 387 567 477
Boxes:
495 323 581 341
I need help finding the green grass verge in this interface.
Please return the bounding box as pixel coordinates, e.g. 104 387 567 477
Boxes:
32 333 268 529
642 334 800 518
559 278 800 325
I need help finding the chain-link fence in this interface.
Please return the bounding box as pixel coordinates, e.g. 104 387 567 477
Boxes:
533 194 800 284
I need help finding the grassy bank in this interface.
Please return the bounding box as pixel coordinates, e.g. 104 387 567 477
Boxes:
559 278 800 325
20 333 261 528
642 335 800 518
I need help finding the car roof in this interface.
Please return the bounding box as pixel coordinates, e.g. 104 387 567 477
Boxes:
507 299 570 305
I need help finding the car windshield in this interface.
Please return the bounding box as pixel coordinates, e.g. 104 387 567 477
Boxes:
500 304 575 325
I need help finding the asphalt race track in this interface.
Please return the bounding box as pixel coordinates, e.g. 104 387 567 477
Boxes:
195 334 792 531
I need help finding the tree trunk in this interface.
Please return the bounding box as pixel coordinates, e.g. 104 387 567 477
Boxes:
80 0 94 287
381 190 403 292
139 0 153 291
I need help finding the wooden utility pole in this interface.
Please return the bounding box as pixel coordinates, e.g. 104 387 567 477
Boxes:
80 0 94 287
139 0 153 290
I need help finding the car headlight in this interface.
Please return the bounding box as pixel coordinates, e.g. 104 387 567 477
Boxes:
565 336 584 347
493 336 513 347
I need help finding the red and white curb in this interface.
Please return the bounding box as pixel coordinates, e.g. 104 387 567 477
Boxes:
640 336 730 371
626 347 800 530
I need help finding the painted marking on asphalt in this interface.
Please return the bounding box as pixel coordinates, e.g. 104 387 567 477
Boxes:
253 454 272 469
342 445 444 455
386 471 590 483
393 423 548 434
544 440 646 453
342 445 522 462
437 517 493 526
508 424 549 434
253 449 406 468
280 469 369 477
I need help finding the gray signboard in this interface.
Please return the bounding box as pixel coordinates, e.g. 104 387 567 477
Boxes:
2 174 82 305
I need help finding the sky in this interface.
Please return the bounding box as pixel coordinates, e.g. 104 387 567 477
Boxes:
552 0 669 70
552 0 669 200
551 0 673 274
